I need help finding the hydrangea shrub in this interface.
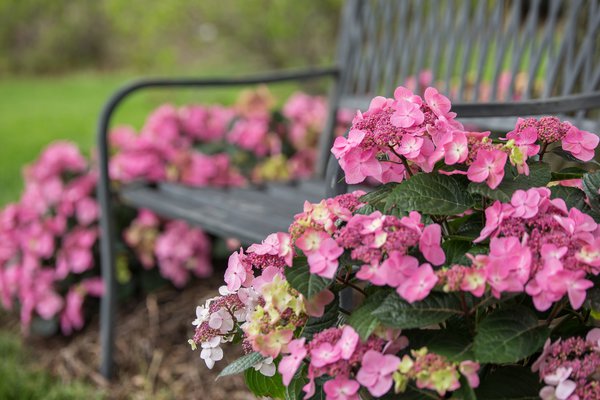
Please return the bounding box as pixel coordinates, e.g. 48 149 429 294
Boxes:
191 86 600 399
0 88 346 334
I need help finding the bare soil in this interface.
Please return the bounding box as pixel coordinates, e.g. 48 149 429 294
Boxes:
16 276 256 400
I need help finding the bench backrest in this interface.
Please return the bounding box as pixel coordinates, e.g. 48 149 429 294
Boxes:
316 0 600 177
336 0 600 106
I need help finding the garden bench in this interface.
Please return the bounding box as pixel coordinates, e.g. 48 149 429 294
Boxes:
98 0 600 378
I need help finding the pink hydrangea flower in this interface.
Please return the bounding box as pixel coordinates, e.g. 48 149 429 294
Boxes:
224 249 252 291
467 149 507 189
339 148 383 184
356 350 400 397
278 338 307 386
331 129 366 160
296 229 330 254
561 126 599 162
547 269 593 310
505 126 540 156
336 325 359 360
510 189 541 219
424 87 453 118
323 376 360 400
248 233 280 256
305 289 335 317
306 238 344 279
443 131 468 165
419 224 445 266
60 289 85 335
397 263 438 303
310 341 342 368
396 136 424 159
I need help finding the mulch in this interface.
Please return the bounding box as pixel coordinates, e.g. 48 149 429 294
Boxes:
9 275 256 400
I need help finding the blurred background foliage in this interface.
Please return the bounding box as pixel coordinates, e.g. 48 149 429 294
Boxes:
0 0 344 206
0 0 343 75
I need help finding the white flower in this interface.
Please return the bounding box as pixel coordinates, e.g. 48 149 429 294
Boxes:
542 367 576 400
219 285 234 296
200 337 223 369
208 308 234 333
253 357 276 377
192 305 210 326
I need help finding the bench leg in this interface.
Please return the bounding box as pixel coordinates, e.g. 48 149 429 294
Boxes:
98 178 117 378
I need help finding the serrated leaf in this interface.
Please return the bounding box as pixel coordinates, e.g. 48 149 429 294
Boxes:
218 352 264 378
386 173 475 215
347 288 390 340
468 162 551 202
551 167 587 180
442 239 474 266
549 185 586 210
582 171 600 213
285 256 333 299
404 328 475 362
373 291 462 329
244 367 286 399
359 183 398 211
302 295 339 340
473 306 549 363
475 366 541 399
551 147 600 166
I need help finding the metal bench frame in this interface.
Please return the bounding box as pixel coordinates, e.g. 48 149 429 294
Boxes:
98 0 600 378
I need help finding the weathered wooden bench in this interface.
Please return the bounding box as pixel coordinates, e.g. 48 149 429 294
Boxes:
97 0 600 378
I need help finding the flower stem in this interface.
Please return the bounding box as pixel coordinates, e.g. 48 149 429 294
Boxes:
336 276 366 296
545 301 564 326
539 143 549 161
389 146 414 178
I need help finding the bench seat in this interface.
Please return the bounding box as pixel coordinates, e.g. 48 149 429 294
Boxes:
120 180 332 244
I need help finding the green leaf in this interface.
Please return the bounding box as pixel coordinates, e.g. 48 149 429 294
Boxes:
468 162 551 202
473 306 549 363
442 239 474 266
582 171 600 213
475 366 541 399
218 352 264 378
373 291 462 329
302 295 339 340
449 213 484 239
386 173 475 215
347 288 390 340
285 256 333 299
551 167 587 181
551 147 600 166
244 367 286 399
360 183 398 211
404 329 475 362
550 185 587 210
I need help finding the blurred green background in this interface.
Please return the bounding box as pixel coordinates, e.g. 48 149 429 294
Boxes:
0 0 343 205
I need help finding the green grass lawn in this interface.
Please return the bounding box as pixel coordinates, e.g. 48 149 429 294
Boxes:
0 331 102 399
0 70 305 206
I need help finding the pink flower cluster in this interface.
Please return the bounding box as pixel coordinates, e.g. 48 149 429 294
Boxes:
332 86 464 184
124 209 213 287
0 142 103 334
109 106 244 186
289 192 445 303
111 88 351 186
438 187 599 311
508 116 599 162
533 329 600 399
332 86 599 189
